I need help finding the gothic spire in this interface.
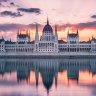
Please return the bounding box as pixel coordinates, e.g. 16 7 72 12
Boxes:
36 23 38 32
47 17 49 25
89 38 90 42
35 23 39 42
28 30 30 41
55 24 58 41
77 29 79 36
67 29 69 35
17 29 19 36
29 30 30 37
26 29 28 35
55 24 57 33
92 35 94 39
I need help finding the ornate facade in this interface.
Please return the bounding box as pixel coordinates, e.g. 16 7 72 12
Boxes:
0 19 96 54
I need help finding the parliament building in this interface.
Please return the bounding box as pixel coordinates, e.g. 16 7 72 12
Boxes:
0 19 96 54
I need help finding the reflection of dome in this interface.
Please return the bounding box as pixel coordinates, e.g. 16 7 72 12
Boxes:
42 76 53 91
40 68 55 93
43 19 53 32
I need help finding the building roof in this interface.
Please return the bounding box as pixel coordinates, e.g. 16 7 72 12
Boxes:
27 41 34 44
0 38 5 43
5 40 34 45
17 34 29 38
58 40 66 44
43 24 53 32
18 42 25 44
43 19 53 33
92 38 96 43
68 33 78 38
5 41 16 44
80 41 90 44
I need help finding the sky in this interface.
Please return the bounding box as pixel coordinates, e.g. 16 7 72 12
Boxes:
0 0 96 41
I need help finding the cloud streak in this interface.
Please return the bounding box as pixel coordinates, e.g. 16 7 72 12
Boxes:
0 0 9 2
78 21 96 29
1 20 96 32
91 15 96 19
58 21 96 31
0 11 23 18
17 8 41 14
0 23 42 32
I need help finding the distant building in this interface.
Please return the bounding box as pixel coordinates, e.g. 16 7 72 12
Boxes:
0 19 96 54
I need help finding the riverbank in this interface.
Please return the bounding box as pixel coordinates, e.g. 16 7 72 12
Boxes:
0 52 96 58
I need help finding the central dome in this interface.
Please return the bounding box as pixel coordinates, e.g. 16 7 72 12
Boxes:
43 19 53 32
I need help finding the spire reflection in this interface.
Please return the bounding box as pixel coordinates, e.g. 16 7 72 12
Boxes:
0 58 96 94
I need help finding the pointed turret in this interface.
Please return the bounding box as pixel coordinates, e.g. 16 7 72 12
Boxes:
10 38 11 42
35 23 39 43
17 29 20 41
27 30 31 42
17 29 19 36
89 38 90 41
68 29 69 35
67 29 70 37
92 35 94 40
28 30 30 36
77 29 79 36
67 29 70 43
47 17 49 25
55 24 58 41
26 29 28 35
28 30 30 40
88 38 91 43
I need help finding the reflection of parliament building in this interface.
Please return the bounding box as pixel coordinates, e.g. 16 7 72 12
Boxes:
0 58 96 93
0 19 96 55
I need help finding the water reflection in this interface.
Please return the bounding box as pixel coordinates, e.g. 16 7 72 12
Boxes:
0 58 96 96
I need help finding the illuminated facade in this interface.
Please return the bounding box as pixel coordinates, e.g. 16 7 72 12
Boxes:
0 19 96 54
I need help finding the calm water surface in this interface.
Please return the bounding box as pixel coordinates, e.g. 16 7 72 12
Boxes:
0 58 96 96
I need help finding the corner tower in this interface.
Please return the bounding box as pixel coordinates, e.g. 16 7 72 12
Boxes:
34 23 39 52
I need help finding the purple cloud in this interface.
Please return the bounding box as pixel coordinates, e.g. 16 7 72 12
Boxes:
58 21 96 30
17 8 41 14
0 11 23 17
10 2 20 7
0 23 42 31
0 0 9 2
1 20 96 32
91 15 96 19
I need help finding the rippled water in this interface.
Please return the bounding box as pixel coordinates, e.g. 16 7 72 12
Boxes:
0 58 96 96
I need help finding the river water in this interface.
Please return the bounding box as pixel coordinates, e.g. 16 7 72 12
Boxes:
0 58 96 96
